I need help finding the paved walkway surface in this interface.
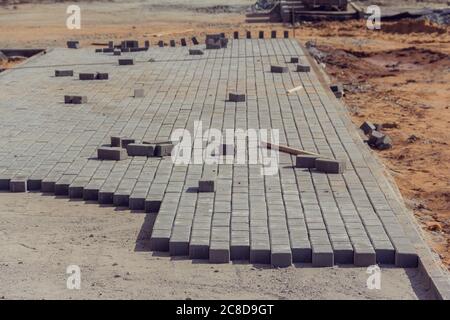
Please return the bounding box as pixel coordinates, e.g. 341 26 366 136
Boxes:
0 39 417 268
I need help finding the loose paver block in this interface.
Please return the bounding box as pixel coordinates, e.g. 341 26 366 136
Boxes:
297 64 311 72
55 70 73 77
67 41 79 49
126 143 155 157
296 155 319 168
121 138 136 149
191 37 199 45
64 95 87 104
154 143 173 157
97 147 128 161
79 73 95 80
312 245 334 267
189 49 204 55
315 158 346 174
360 121 376 135
271 65 288 73
118 58 134 65
209 242 230 263
271 30 277 38
229 93 246 102
290 57 299 63
199 180 215 193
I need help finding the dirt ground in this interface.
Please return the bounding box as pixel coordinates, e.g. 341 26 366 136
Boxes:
0 192 432 299
0 0 449 298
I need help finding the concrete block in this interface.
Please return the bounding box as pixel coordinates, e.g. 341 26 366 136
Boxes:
334 91 343 98
27 178 42 191
102 48 114 53
69 185 84 199
246 31 251 39
129 197 145 210
250 248 271 264
121 138 136 149
9 177 27 193
0 175 12 190
189 244 209 259
296 155 318 168
79 73 95 80
145 199 162 213
360 121 376 135
312 245 334 267
368 131 392 150
108 41 114 49
354 246 377 267
233 31 239 39
113 193 129 207
170 40 176 47
199 180 215 193
158 40 164 47
290 57 299 63
169 240 189 256
271 250 292 268
134 88 145 98
271 65 288 73
154 143 173 156
259 31 264 39
229 93 246 102
110 136 123 147
96 73 109 80
189 49 204 55
55 70 73 77
118 58 134 66
114 50 121 56
191 37 199 45
95 49 102 53
297 64 311 72
230 245 250 260
126 143 154 157
64 95 87 104
291 247 312 263
330 83 343 93
144 40 150 48
41 180 56 193
209 242 230 263
180 38 187 46
97 147 128 161
283 30 289 38
67 41 79 49
271 30 277 38
315 158 346 174
98 190 114 204
150 234 170 252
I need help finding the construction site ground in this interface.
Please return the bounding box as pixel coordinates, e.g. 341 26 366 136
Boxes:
0 0 448 299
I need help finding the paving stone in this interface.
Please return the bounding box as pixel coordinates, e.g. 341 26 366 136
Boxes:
64 95 87 104
79 73 95 80
67 41 79 49
233 31 239 39
210 241 230 263
180 38 187 46
246 31 251 39
290 57 299 63
271 30 277 38
191 37 199 45
271 247 292 268
126 143 154 157
110 136 123 147
229 93 246 102
270 65 289 73
170 40 176 47
121 138 136 149
55 70 73 77
283 30 289 38
315 158 346 174
154 144 173 157
96 72 109 80
354 245 377 267
360 121 376 135
114 50 121 56
199 180 215 193
296 155 318 168
312 245 334 267
9 176 27 193
189 49 204 55
259 31 264 39
0 175 12 190
118 58 134 65
97 147 128 161
297 64 311 72
158 41 164 47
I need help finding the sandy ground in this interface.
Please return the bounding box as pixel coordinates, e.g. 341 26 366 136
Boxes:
0 0 449 298
0 192 432 300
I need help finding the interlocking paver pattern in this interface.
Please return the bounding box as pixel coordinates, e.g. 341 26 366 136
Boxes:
0 39 417 267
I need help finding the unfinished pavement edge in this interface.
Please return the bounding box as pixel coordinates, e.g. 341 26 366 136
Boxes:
302 42 450 300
